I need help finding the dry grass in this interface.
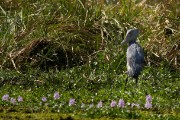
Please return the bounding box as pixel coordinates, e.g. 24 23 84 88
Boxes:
0 0 179 71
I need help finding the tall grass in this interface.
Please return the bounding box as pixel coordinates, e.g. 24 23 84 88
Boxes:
0 0 179 71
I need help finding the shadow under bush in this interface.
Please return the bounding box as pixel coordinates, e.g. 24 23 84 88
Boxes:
10 26 101 71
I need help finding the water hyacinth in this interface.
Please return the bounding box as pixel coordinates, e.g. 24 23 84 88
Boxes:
97 101 103 108
131 103 140 108
2 94 9 101
145 94 152 109
118 99 125 108
145 102 152 109
110 100 117 108
146 95 152 102
10 98 16 104
69 98 75 106
89 103 94 108
53 92 60 100
42 97 47 102
17 96 23 102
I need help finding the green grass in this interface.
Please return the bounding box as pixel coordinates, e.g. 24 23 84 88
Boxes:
0 0 179 119
0 67 179 119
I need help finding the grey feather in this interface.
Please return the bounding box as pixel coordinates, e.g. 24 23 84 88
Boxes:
121 28 144 83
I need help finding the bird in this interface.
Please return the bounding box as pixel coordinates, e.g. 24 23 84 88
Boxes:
121 28 144 84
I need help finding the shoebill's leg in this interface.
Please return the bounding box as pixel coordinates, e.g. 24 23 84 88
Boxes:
125 71 129 86
135 77 138 85
125 77 128 86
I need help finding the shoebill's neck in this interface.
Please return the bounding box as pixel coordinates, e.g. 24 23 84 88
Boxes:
128 40 137 46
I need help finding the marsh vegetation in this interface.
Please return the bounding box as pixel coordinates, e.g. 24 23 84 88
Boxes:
0 0 179 119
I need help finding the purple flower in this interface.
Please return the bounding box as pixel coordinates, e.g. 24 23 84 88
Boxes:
145 101 152 109
146 95 152 102
89 103 94 108
97 101 103 108
145 95 152 109
2 94 9 101
110 100 117 107
17 96 23 102
42 97 47 102
10 98 16 104
53 92 60 100
69 98 75 106
131 103 140 108
118 99 125 108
